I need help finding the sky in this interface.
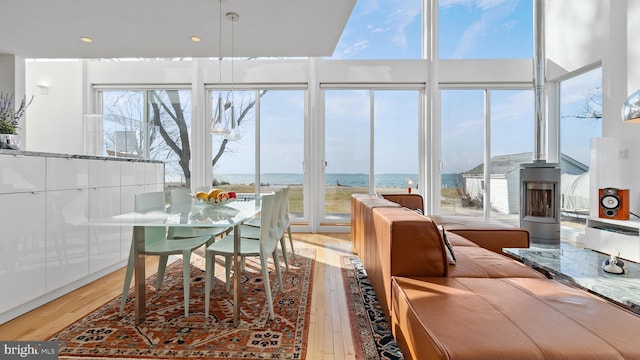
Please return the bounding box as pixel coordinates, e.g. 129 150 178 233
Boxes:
210 0 601 176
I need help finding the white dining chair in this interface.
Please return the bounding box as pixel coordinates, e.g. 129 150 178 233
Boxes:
119 191 211 318
278 186 295 258
242 187 294 269
204 192 283 320
168 187 230 243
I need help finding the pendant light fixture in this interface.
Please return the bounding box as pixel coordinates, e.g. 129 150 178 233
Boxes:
622 89 640 123
211 0 230 135
225 11 241 141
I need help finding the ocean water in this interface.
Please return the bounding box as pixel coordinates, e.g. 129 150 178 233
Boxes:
213 173 460 188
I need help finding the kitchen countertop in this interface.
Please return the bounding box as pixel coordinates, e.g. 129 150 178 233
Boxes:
0 149 162 163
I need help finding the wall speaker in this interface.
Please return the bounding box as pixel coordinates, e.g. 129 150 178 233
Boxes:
599 188 630 220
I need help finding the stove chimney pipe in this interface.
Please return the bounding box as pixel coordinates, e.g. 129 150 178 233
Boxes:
533 0 546 162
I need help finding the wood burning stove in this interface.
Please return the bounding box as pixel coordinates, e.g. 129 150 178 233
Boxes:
520 162 561 244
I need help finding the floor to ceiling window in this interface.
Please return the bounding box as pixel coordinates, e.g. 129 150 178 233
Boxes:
374 90 419 194
489 89 535 224
323 87 421 226
440 88 534 223
440 90 485 217
559 67 602 231
98 88 192 187
324 89 370 222
210 89 257 191
209 88 306 221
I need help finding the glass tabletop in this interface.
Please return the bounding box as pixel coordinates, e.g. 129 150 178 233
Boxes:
91 198 260 227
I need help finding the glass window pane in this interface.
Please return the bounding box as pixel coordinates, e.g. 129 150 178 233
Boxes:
330 0 422 59
101 90 144 158
211 90 257 194
147 89 192 187
559 67 602 229
374 90 419 194
325 90 370 219
439 0 532 59
489 89 534 225
259 90 305 219
440 90 485 216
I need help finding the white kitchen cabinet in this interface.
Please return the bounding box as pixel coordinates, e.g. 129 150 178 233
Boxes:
90 159 121 188
121 161 146 186
89 186 121 273
0 151 164 324
119 184 147 259
146 162 164 186
46 157 90 191
0 191 46 313
46 189 90 291
0 154 45 194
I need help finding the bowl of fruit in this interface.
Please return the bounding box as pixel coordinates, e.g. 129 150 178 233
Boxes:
194 188 237 205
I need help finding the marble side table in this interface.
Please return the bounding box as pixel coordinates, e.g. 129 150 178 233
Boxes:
505 241 640 315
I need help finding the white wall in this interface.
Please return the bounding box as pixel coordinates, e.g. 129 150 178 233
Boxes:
25 60 84 154
546 0 608 79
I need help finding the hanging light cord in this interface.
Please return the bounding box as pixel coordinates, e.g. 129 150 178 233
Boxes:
218 0 222 93
230 12 235 108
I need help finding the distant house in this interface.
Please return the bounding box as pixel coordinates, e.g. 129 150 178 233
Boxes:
463 152 589 214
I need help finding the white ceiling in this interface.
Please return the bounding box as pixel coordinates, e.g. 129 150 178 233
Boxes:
0 0 356 59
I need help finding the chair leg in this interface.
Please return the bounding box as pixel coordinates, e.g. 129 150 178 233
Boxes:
119 243 136 317
279 235 290 272
273 250 284 292
156 255 169 291
261 256 275 320
205 252 213 317
182 251 191 317
287 227 295 258
225 255 232 293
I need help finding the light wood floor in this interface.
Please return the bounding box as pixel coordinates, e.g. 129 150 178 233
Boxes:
0 233 358 360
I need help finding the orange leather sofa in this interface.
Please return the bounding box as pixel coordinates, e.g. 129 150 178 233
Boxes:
351 194 640 360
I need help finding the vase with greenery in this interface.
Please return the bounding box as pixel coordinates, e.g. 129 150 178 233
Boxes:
0 92 33 149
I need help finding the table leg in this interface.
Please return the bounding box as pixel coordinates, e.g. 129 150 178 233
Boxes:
233 224 241 327
133 226 146 325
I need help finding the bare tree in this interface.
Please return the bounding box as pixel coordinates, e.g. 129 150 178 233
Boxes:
149 90 192 184
103 89 268 187
562 83 602 120
211 90 267 169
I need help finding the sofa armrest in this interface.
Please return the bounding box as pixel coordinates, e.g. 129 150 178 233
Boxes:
381 194 424 213
429 215 529 254
447 229 529 254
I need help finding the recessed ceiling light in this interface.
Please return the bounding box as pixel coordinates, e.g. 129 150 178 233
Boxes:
191 36 201 42
80 37 93 43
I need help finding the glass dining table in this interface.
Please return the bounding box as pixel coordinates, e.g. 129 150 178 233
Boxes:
90 196 261 326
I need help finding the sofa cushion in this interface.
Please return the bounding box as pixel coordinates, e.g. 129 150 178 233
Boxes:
392 276 640 360
447 246 546 278
443 231 478 247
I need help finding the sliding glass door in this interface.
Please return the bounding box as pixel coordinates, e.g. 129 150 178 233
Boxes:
208 87 307 223
321 87 421 229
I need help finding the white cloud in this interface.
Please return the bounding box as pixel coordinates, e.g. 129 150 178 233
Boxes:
343 40 371 57
449 0 519 58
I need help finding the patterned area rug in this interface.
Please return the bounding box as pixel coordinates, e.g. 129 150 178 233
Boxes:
342 256 404 360
51 248 314 359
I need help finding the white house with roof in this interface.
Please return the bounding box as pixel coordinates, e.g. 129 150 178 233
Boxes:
463 152 589 215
